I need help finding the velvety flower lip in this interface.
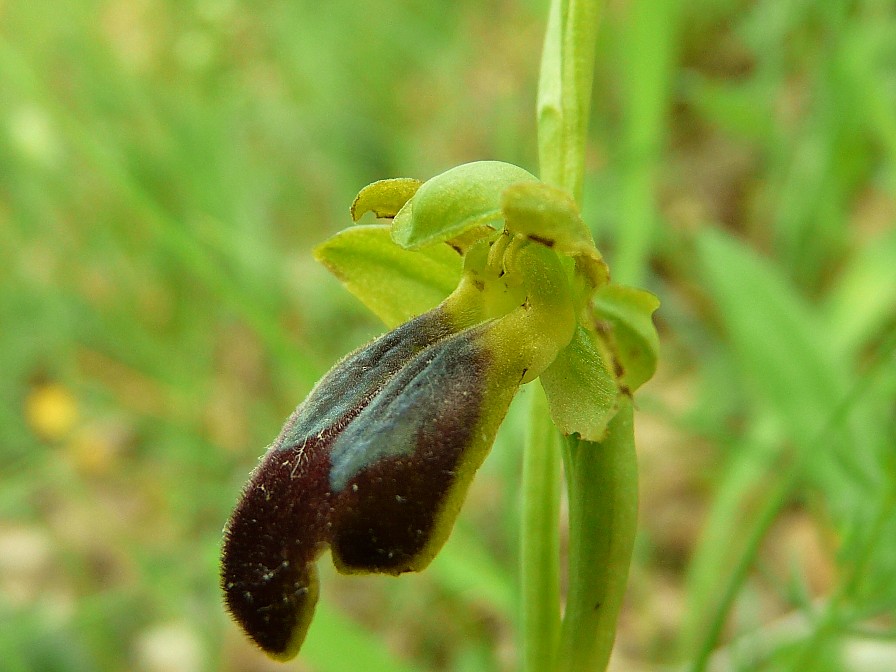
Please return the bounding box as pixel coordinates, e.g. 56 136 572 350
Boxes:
221 302 467 659
221 306 547 659
219 281 508 660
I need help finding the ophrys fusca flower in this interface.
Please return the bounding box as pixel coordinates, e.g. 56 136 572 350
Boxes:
221 162 658 660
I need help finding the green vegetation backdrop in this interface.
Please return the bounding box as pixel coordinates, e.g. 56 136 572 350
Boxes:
2 1 895 671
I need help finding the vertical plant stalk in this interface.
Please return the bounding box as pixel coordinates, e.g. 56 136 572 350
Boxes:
526 1 640 671
520 384 562 672
524 0 600 666
557 399 638 672
537 0 601 201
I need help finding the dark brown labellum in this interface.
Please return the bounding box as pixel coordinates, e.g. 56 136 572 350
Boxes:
221 312 503 660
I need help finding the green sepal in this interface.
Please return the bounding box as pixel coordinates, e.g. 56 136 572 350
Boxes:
350 178 423 221
501 181 609 292
314 224 462 328
392 161 538 249
592 284 660 392
539 325 619 441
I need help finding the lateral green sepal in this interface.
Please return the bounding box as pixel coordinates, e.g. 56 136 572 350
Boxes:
539 325 619 441
392 161 538 249
314 224 462 327
592 285 660 392
350 178 423 221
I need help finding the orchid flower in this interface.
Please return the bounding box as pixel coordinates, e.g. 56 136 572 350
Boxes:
221 161 659 660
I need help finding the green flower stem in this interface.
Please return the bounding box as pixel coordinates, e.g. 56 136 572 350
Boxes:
557 398 638 672
529 1 638 671
520 383 562 672
537 0 602 202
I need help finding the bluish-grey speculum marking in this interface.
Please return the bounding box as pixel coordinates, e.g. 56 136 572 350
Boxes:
328 325 488 492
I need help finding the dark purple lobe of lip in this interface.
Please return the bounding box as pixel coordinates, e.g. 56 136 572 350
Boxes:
220 436 333 658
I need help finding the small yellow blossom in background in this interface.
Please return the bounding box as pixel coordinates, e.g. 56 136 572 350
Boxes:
25 383 78 441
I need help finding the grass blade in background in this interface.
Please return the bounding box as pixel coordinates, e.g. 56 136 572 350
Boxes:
697 227 883 503
610 0 680 286
681 226 893 667
823 227 896 358
303 603 424 672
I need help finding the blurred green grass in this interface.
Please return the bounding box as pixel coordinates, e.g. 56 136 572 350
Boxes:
1 1 895 671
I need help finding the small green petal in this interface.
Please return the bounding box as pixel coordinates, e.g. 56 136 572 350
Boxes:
392 161 538 249
592 284 661 392
350 178 423 221
501 181 589 249
539 325 619 441
314 224 462 327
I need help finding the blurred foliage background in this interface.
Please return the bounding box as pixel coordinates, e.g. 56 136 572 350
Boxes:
2 0 895 671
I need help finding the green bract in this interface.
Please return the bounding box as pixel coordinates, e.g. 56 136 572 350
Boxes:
221 160 659 661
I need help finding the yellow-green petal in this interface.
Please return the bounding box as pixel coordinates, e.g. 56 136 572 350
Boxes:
350 177 423 221
592 284 661 392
